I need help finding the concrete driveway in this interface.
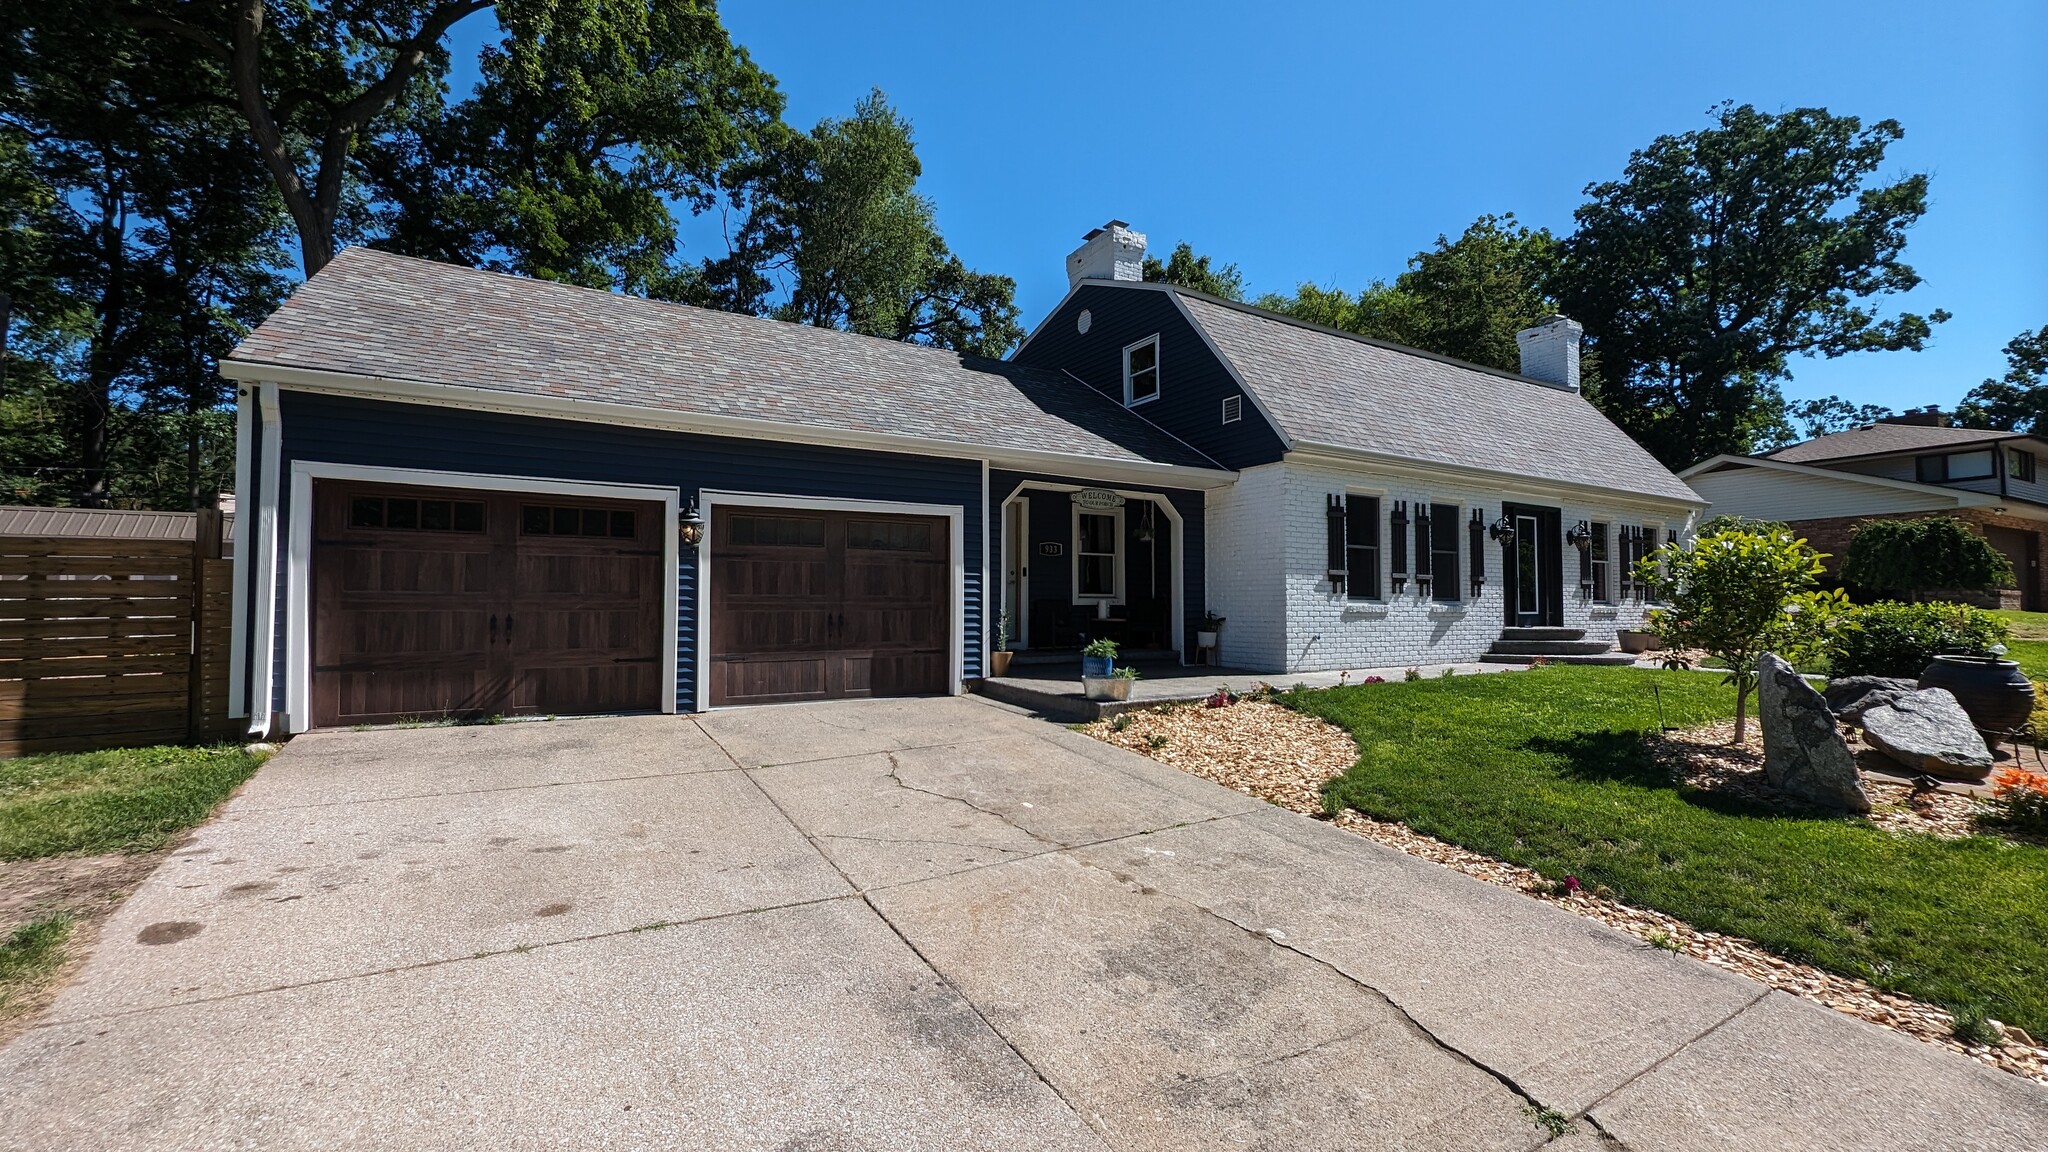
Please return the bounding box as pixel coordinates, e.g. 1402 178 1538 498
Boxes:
1 696 2043 1151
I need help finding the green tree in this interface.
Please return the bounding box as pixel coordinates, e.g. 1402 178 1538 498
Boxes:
704 90 1021 356
1142 242 1244 301
1753 394 1897 450
1553 103 1948 470
1840 517 2014 601
128 1 781 285
1639 524 1850 742
1259 214 1560 373
1955 326 2048 432
2 3 289 507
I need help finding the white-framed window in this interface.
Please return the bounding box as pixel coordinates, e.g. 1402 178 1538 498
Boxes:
1123 336 1160 406
1073 505 1124 602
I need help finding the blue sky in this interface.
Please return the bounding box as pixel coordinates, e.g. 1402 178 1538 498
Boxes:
454 1 2045 411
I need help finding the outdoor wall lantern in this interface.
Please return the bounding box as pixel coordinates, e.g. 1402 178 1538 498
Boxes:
1566 521 1592 551
678 499 706 548
1487 515 1516 546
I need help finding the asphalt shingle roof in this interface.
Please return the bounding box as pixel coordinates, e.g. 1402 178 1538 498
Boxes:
1765 423 2013 464
228 248 1220 472
1172 294 1701 504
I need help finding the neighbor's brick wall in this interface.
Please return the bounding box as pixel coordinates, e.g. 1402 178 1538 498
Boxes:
1787 509 2045 610
1217 461 1692 674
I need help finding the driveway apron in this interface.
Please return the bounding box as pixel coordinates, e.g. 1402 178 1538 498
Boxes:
2 695 2043 1151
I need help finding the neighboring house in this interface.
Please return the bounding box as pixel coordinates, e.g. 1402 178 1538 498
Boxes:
1682 414 2048 610
219 222 1701 735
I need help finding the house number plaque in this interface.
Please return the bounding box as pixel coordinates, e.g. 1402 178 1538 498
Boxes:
1038 542 1064 557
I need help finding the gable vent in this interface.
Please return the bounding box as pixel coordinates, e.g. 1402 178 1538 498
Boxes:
1221 395 1243 424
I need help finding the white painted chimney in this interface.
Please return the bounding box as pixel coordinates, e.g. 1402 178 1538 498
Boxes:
1065 220 1147 288
1515 314 1584 392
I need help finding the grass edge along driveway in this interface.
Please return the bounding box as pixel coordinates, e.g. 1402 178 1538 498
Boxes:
0 743 268 1026
1285 667 2048 1037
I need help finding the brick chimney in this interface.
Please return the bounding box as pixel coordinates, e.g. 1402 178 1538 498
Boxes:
1515 314 1584 392
1066 220 1146 288
1878 405 1950 427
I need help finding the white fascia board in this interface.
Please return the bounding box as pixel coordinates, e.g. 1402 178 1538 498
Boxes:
1680 453 1998 505
218 359 1238 491
1285 443 1707 514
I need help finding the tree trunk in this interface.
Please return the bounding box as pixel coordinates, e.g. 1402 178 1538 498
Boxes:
1732 683 1750 745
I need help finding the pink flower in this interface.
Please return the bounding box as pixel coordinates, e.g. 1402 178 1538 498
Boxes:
1563 876 1581 894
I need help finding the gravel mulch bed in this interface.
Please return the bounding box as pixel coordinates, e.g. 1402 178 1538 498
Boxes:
1080 699 2048 1086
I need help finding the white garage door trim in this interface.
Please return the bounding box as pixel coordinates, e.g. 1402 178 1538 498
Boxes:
283 462 681 734
695 490 966 712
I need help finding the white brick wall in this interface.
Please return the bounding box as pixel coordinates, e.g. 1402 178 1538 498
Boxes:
1205 461 1696 672
1201 463 1289 670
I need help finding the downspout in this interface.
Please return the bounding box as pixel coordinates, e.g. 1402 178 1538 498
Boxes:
247 383 282 738
227 387 253 717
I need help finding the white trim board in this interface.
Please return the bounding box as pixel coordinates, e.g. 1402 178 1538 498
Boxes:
694 490 968 713
228 386 253 718
280 461 682 734
248 384 283 737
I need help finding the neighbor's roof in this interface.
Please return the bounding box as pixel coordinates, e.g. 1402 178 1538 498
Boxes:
0 505 209 541
1763 422 2018 465
226 248 1221 473
1169 292 1701 504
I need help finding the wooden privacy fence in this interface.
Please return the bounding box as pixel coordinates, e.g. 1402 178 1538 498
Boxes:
0 510 238 757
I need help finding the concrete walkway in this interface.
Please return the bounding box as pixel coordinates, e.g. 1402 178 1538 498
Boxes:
1 697 2043 1150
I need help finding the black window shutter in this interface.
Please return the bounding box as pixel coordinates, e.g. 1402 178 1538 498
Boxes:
1468 508 1484 595
1325 494 1347 595
1577 523 1593 599
1390 501 1408 592
1414 502 1433 586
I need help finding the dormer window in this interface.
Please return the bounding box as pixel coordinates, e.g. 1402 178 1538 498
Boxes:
1123 336 1160 406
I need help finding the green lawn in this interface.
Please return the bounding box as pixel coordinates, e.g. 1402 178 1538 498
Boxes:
1992 610 2048 681
1284 667 2048 1035
0 744 268 861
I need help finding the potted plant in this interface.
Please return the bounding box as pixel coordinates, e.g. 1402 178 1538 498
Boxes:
1617 627 1663 654
989 610 1015 677
1081 637 1118 678
1084 664 1140 702
1197 612 1225 649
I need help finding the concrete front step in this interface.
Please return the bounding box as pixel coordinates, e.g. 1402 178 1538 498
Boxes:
1487 639 1616 656
1479 651 1639 666
1498 626 1587 642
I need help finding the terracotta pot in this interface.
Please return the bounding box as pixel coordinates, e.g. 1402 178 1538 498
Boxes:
1918 654 2036 734
1082 676 1132 702
989 650 1013 678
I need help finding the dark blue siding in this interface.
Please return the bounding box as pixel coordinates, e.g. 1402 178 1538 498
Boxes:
274 391 984 713
988 469 1205 657
1014 284 1287 471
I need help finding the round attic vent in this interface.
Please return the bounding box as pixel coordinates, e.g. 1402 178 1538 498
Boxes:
1077 309 1092 335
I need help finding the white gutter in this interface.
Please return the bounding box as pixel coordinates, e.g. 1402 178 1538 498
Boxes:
217 360 1240 492
1284 442 1706 514
247 383 282 739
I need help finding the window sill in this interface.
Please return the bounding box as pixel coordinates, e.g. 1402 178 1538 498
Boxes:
1427 601 1469 616
1342 602 1389 620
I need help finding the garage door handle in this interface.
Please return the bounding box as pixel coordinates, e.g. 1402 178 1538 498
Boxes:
506 614 514 639
489 614 497 643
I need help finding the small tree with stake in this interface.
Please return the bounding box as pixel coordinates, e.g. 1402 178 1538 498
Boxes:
1637 525 1851 743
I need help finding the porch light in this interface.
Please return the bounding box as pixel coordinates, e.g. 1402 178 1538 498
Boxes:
678 499 705 548
1566 521 1592 550
1487 515 1515 546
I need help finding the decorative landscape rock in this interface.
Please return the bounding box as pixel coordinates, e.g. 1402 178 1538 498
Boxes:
1757 653 1870 813
1822 676 1920 725
1858 688 1995 782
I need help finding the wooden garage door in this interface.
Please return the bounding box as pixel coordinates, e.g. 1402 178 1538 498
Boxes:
311 482 663 727
708 507 949 706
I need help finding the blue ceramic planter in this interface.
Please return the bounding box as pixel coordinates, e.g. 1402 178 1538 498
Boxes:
1082 655 1114 678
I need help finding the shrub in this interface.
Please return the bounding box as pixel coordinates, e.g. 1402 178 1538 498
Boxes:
1827 601 2008 679
1841 517 2013 600
1989 766 2048 836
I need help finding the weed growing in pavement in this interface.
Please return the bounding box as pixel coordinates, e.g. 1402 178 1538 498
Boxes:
1527 1106 1573 1138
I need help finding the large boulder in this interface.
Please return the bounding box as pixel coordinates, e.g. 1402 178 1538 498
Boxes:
1823 676 1920 725
1757 653 1871 813
1859 688 1995 782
